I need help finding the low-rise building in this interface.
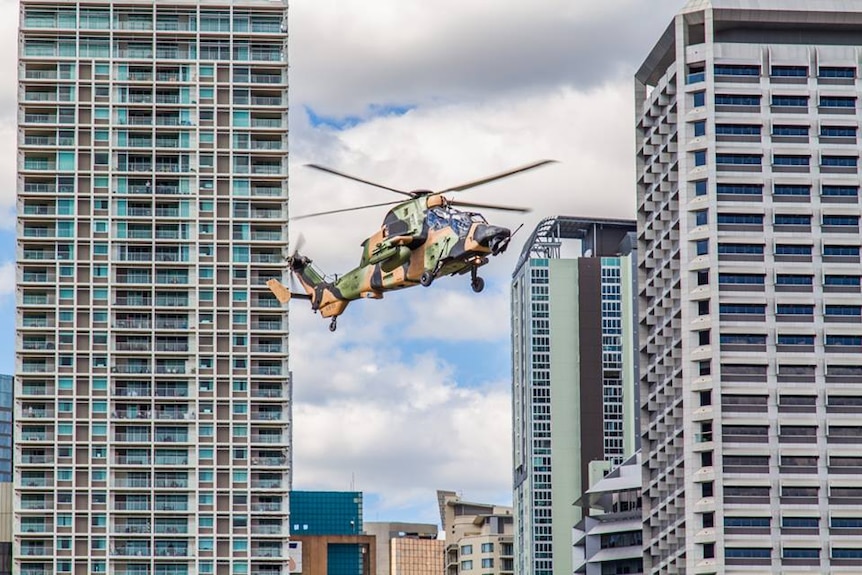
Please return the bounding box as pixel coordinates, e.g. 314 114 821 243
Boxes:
365 522 443 575
438 490 514 575
573 453 643 575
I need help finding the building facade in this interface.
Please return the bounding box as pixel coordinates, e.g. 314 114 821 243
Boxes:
511 217 639 575
364 522 442 575
16 2 290 574
438 490 514 575
573 453 643 575
0 375 11 575
637 1 862 572
289 491 372 575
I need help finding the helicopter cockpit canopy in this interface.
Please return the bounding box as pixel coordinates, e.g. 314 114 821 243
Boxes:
427 206 487 237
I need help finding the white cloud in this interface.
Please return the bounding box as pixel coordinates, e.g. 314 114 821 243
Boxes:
0 261 13 296
290 0 681 115
289 82 638 277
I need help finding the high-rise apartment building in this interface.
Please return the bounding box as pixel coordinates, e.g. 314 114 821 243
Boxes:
637 1 862 572
511 217 639 575
16 2 289 575
0 375 11 575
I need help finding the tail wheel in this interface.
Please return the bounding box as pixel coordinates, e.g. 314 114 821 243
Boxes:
471 276 485 293
329 318 337 332
420 271 434 287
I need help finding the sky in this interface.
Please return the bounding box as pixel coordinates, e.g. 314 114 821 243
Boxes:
0 0 685 528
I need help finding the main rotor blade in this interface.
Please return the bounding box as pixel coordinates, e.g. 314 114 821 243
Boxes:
440 159 557 193
291 233 306 256
305 164 414 197
291 199 405 220
448 199 532 213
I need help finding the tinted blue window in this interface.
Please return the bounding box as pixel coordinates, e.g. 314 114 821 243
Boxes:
718 214 763 225
826 335 862 346
694 180 708 196
777 305 814 315
821 96 856 107
783 549 819 559
819 67 855 78
719 274 764 284
693 120 706 137
772 95 808 107
717 124 761 135
823 215 859 225
821 126 857 137
822 156 858 167
777 335 814 345
776 275 812 285
774 155 810 166
775 244 811 255
719 304 766 314
824 245 860 256
774 185 810 196
773 125 808 136
823 186 859 196
825 275 861 286
716 94 760 106
695 210 708 226
694 150 707 166
724 547 772 559
771 66 807 77
715 64 760 76
775 214 811 225
717 184 762 195
834 548 862 559
692 91 706 107
720 334 767 345
726 517 770 527
695 239 709 255
826 305 862 316
716 154 762 165
718 243 764 254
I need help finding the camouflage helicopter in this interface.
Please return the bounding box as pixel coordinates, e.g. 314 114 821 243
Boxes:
267 160 555 331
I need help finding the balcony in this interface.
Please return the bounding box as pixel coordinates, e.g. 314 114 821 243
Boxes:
19 407 54 419
113 545 152 557
253 387 285 399
114 319 152 329
251 502 282 512
19 522 51 534
115 455 151 466
252 547 282 558
251 432 287 443
114 433 151 443
251 411 284 421
20 454 53 465
114 521 151 534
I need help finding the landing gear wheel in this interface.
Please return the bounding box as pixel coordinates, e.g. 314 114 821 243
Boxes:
329 318 337 332
471 276 485 293
420 271 434 287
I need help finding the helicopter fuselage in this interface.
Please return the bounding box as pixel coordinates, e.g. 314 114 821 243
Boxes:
290 195 511 319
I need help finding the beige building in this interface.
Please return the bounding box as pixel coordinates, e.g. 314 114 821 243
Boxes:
365 521 443 575
438 491 514 575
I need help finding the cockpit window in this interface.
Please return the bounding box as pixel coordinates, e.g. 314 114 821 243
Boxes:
426 206 481 237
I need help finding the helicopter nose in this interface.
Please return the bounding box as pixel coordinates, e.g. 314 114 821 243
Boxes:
474 225 511 255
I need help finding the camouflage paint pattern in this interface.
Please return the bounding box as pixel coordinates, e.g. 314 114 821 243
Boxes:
268 194 512 320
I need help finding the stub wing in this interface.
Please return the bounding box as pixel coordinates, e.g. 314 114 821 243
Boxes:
266 279 293 304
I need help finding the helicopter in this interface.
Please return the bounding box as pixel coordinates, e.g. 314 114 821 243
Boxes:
266 159 555 331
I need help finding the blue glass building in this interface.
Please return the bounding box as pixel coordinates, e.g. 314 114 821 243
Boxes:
290 491 363 536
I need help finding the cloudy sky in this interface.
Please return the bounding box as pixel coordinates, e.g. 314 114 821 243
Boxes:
0 0 685 527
